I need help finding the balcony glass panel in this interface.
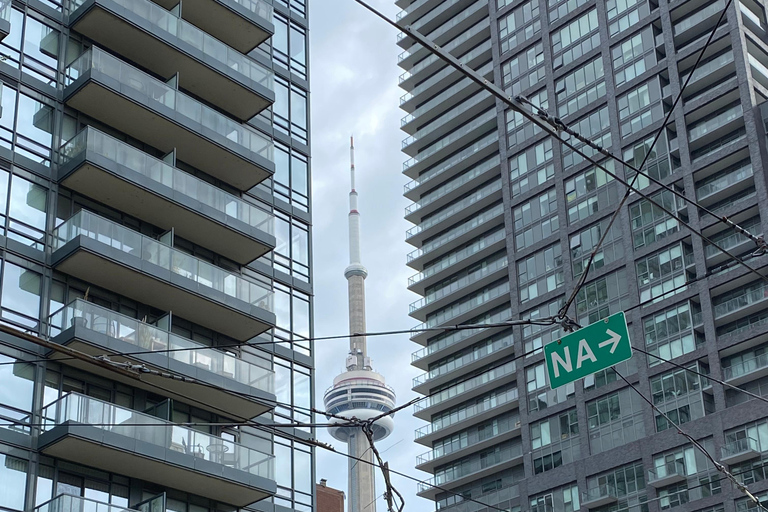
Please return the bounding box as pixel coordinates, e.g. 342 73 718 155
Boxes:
414 360 516 412
713 284 768 318
37 495 137 512
42 393 274 478
49 299 274 392
403 92 491 149
723 353 768 381
413 280 510 331
696 163 753 200
688 104 743 142
648 459 686 482
410 257 508 312
673 0 726 35
583 484 617 502
52 210 274 311
413 333 513 386
69 0 273 90
722 437 760 458
66 48 273 162
705 218 761 258
61 128 274 235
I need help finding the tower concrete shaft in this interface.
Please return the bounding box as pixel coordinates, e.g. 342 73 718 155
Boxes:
348 428 377 512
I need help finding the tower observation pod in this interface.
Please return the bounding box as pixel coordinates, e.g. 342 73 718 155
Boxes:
322 137 395 512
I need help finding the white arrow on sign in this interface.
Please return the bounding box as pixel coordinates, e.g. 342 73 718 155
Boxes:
598 329 622 354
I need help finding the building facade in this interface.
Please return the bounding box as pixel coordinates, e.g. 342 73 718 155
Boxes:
398 0 768 510
0 1 315 512
316 479 345 512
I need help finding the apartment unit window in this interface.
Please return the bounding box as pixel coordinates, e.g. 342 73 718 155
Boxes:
726 420 768 484
549 0 591 22
551 9 600 69
556 57 606 118
653 440 721 508
513 188 559 250
618 79 664 138
274 0 305 16
630 189 686 249
608 0 657 35
644 301 703 365
527 362 575 413
712 281 768 322
522 297 564 355
584 359 637 390
566 159 618 224
636 242 693 303
651 363 713 431
509 138 554 197
507 89 547 148
272 142 310 211
562 106 611 169
272 14 308 79
586 462 647 509
0 353 33 434
518 244 564 303
1 10 60 86
273 212 311 282
531 410 580 474
273 77 309 144
612 26 658 86
0 85 55 167
587 387 645 454
499 0 541 54
530 484 580 512
574 268 631 326
503 43 546 96
624 134 679 189
570 217 625 277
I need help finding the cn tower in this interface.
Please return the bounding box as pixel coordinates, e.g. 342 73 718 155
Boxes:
324 137 396 512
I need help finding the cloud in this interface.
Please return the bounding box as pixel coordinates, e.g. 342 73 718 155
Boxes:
309 1 433 509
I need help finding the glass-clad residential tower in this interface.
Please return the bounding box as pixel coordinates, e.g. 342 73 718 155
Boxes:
0 1 315 512
399 0 768 510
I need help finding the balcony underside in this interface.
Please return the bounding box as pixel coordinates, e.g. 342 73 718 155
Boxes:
583 495 618 509
59 155 275 265
416 454 524 500
648 472 687 488
70 0 272 120
50 325 274 418
153 0 274 53
52 237 275 341
65 77 271 191
721 447 761 465
415 424 521 473
413 369 516 420
40 425 275 507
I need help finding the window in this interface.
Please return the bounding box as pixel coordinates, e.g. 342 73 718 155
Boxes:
271 14 307 79
612 27 658 86
499 0 541 54
586 462 646 503
273 357 312 426
636 242 693 303
624 134 679 190
509 138 554 197
522 297 564 355
562 106 611 169
551 9 600 69
0 353 34 433
556 57 606 118
651 363 713 431
570 217 624 277
531 410 579 474
273 283 310 355
425 280 510 329
630 189 686 249
653 440 721 507
0 170 48 250
518 244 564 303
587 388 645 454
513 188 559 250
644 302 703 365
269 141 309 211
566 159 618 224
527 362 575 412
608 0 657 36
507 89 547 148
0 259 42 330
271 212 310 281
502 43 545 96
617 80 664 138
0 86 55 166
272 77 308 144
0 447 28 511
530 484 580 512
1 10 60 86
574 269 631 326
549 0 591 22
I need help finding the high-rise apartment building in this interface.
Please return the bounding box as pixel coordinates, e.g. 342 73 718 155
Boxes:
0 2 314 512
398 0 768 510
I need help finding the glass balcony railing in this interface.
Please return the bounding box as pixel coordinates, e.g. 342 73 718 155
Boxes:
582 484 618 504
723 353 768 381
52 210 274 311
61 127 274 235
403 91 492 149
722 437 760 459
408 228 506 286
403 110 496 171
705 221 761 258
407 203 504 262
405 155 500 217
674 0 725 35
402 65 491 126
42 393 274 478
691 127 746 163
0 1 10 26
37 494 138 512
407 179 502 239
414 360 516 412
49 299 275 392
418 442 523 491
410 257 508 312
720 315 768 340
412 306 511 362
696 164 753 200
414 387 518 439
413 281 510 332
400 38 491 85
229 0 273 21
688 104 743 142
69 0 273 91
683 50 734 85
413 333 513 387
66 47 273 162
648 459 686 483
401 58 492 107
713 285 768 319
404 133 499 193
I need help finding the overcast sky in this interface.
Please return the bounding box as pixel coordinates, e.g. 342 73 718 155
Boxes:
308 0 432 510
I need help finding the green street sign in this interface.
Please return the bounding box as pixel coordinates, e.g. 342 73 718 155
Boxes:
544 311 632 389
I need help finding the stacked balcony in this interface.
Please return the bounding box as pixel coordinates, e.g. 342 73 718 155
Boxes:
721 437 762 464
713 283 768 326
68 0 274 120
51 210 275 341
40 394 276 506
647 460 688 487
581 485 619 509
48 299 275 418
59 127 275 264
65 48 274 191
